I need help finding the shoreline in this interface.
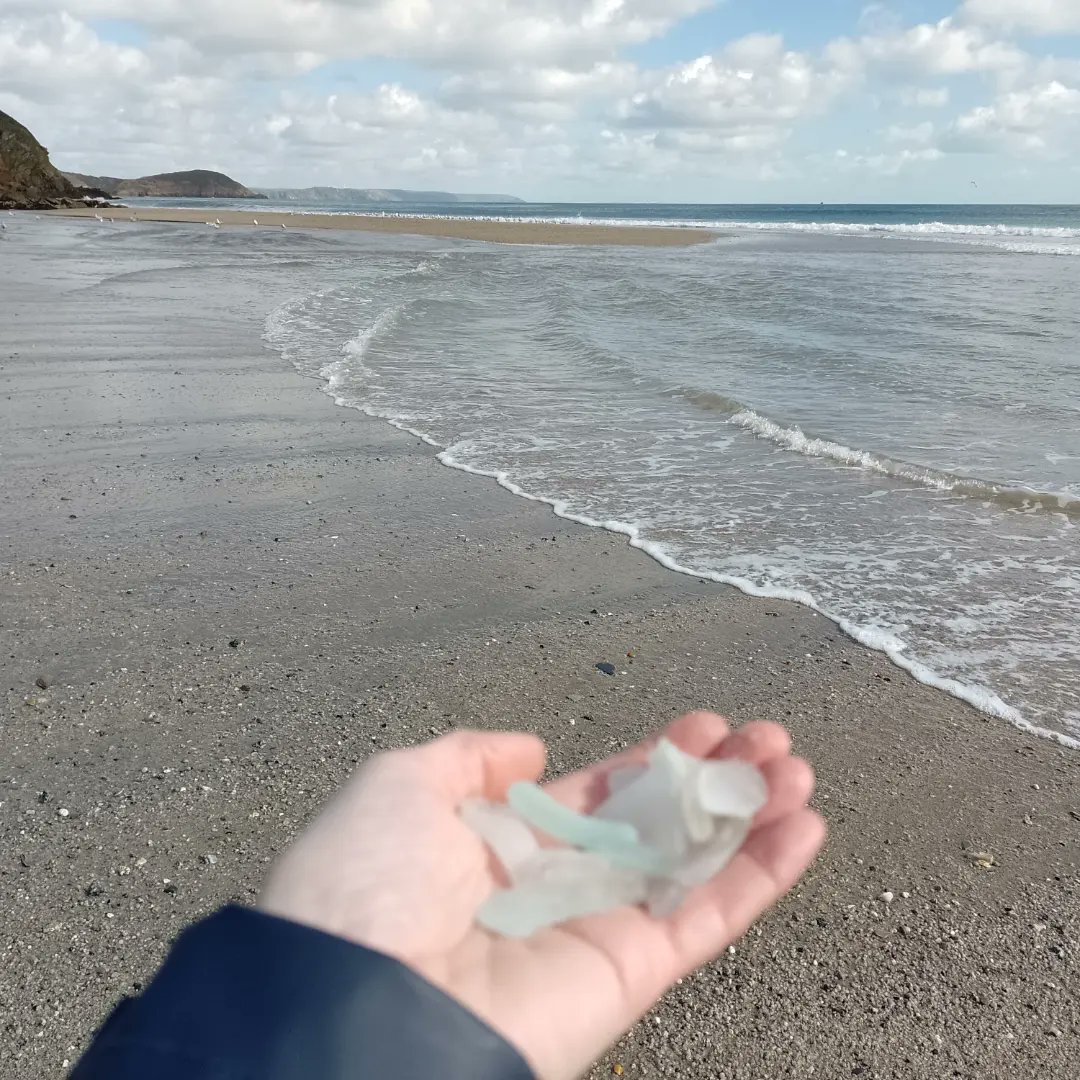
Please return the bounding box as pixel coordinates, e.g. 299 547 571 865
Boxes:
1 218 1076 1079
46 205 714 247
427 448 1077 752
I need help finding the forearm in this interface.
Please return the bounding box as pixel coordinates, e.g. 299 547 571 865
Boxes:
71 906 534 1080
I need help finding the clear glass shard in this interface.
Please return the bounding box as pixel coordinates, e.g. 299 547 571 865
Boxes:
464 742 768 937
695 760 768 819
461 799 540 878
477 850 649 939
672 818 754 889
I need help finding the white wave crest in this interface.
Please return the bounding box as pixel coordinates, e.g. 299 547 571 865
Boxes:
263 299 1080 751
727 220 1080 240
729 410 1080 518
319 305 404 398
401 258 441 276
432 446 1078 751
267 206 1080 240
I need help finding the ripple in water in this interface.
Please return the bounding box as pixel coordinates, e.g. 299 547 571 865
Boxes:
266 232 1080 748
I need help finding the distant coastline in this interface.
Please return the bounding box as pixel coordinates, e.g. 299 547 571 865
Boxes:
62 169 266 200
255 185 524 205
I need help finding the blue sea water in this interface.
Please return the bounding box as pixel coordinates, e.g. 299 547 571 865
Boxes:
137 198 1080 241
130 199 1080 746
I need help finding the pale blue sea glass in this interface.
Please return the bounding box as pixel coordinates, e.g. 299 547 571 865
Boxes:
507 782 675 875
468 742 768 937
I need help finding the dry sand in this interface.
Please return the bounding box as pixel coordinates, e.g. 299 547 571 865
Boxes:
49 205 713 247
1 216 1077 1079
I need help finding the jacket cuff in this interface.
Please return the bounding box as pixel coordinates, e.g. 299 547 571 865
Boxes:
72 904 534 1080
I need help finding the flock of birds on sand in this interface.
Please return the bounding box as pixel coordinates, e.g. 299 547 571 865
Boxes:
2 208 289 233
199 216 287 230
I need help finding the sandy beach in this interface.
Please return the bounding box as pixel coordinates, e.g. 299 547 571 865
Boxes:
1 217 1077 1079
48 205 713 247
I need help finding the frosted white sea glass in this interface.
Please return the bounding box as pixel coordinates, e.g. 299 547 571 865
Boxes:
461 800 540 877
477 850 650 938
468 739 768 937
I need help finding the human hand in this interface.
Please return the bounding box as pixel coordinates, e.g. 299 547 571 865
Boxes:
258 713 825 1080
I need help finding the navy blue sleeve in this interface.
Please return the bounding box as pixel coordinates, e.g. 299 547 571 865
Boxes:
70 905 535 1080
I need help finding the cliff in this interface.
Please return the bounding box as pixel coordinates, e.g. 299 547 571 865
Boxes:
0 110 86 210
63 171 125 193
62 169 267 200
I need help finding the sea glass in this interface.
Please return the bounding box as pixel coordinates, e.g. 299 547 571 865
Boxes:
467 739 768 937
478 850 650 938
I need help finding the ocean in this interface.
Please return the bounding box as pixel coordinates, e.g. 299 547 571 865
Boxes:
142 200 1080 746
138 197 1080 255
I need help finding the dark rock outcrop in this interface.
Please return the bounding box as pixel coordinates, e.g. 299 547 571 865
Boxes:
0 110 85 210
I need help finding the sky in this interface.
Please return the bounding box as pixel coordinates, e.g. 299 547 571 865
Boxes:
2 1 1080 202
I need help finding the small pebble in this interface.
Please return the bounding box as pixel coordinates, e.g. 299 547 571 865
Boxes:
879 891 894 903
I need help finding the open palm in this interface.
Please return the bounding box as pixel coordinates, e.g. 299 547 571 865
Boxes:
259 712 824 1080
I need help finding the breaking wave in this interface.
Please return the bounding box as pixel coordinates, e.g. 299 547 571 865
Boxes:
677 390 1080 519
730 409 1080 519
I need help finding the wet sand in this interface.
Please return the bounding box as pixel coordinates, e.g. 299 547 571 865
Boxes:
48 205 712 247
1 217 1077 1078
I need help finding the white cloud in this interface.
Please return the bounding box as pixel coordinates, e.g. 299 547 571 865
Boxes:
0 9 587 185
961 0 1080 35
3 0 715 69
441 62 635 122
900 86 951 107
886 120 936 145
3 3 1080 198
0 12 149 102
827 16 1028 80
858 4 904 35
0 12 241 175
833 146 944 175
943 80 1080 153
615 34 850 154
